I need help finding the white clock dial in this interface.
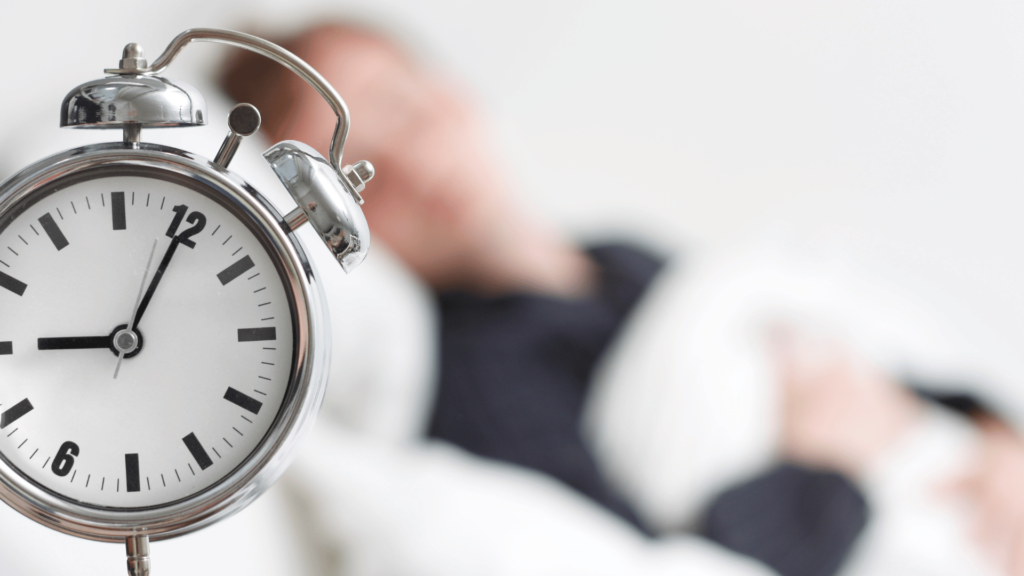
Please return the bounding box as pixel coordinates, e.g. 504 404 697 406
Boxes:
0 172 295 509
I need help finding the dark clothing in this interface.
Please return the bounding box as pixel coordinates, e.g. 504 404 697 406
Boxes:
428 244 866 576
428 245 662 529
702 465 868 576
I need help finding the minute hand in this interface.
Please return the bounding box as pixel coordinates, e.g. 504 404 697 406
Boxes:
132 237 181 331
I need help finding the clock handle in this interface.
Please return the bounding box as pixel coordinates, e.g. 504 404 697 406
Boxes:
114 28 354 179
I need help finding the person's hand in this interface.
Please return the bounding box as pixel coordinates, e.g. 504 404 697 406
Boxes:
945 417 1024 575
771 326 920 476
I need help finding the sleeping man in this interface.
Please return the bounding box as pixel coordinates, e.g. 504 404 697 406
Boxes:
219 21 1024 576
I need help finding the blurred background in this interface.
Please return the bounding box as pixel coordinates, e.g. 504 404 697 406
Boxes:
2 0 1024 416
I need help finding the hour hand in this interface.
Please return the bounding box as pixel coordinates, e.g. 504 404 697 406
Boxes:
38 336 110 350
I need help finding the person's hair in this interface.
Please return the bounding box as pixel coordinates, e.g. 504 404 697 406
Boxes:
220 23 402 142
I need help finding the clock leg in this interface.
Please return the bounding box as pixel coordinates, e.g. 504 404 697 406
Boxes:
126 534 150 576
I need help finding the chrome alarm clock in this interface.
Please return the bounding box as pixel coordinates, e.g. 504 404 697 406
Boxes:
0 29 373 575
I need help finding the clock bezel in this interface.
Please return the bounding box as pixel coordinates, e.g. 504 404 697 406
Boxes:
0 142 330 542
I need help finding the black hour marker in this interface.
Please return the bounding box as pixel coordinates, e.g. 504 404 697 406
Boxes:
125 454 140 492
0 341 11 355
217 256 255 286
0 270 26 296
238 327 276 342
1 399 33 429
38 213 69 251
224 387 263 415
182 433 213 470
111 192 127 231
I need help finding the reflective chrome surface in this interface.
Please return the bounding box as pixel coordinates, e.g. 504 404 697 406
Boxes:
126 534 150 576
108 43 149 75
214 103 262 169
121 28 354 176
265 140 371 272
60 75 206 129
342 160 375 196
0 142 330 542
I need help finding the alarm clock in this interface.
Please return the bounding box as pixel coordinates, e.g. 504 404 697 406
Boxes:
0 28 373 576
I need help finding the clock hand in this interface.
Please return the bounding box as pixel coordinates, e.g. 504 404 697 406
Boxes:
131 236 181 332
38 336 111 350
113 239 158 379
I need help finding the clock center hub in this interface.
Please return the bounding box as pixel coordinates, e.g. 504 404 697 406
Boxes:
109 325 144 358
113 329 138 354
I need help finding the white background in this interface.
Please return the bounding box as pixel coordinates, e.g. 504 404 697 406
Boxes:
3 0 1024 419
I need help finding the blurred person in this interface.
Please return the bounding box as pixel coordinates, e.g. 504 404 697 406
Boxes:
222 22 1024 576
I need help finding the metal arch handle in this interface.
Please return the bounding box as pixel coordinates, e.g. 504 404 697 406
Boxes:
140 28 351 175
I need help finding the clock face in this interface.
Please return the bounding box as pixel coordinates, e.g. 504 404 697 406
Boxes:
0 169 296 509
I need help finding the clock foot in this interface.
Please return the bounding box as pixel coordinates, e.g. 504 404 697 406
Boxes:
126 534 150 576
